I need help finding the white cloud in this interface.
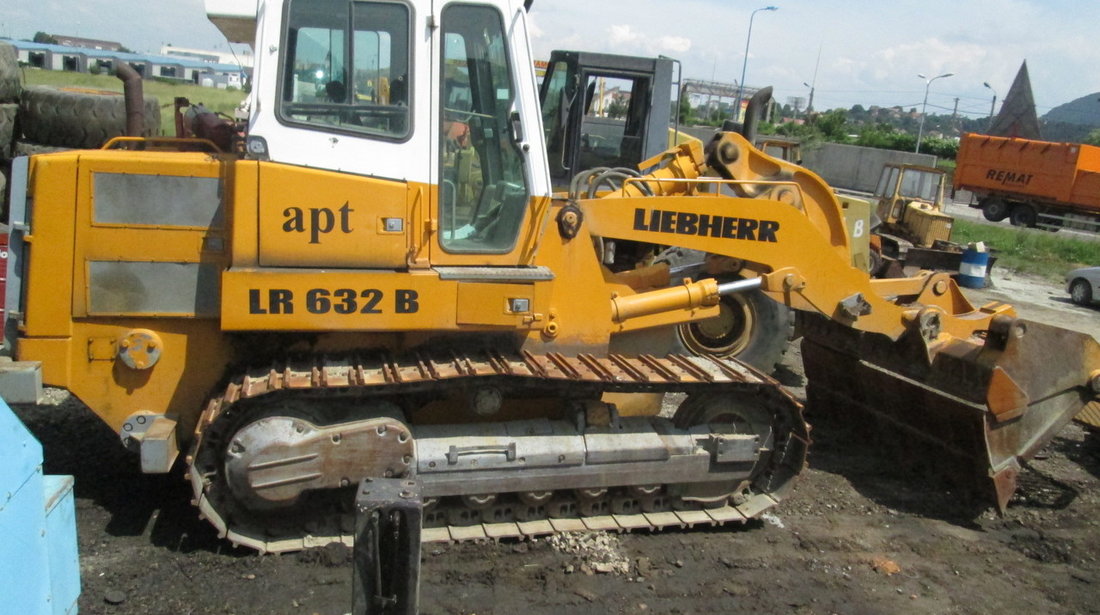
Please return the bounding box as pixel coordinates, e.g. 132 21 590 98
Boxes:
656 36 691 55
525 14 544 40
608 24 640 46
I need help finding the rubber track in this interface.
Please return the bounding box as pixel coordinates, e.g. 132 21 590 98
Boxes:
187 350 809 553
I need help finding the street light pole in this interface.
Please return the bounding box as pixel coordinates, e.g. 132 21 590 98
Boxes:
983 81 998 131
735 5 777 123
915 72 953 153
804 42 821 118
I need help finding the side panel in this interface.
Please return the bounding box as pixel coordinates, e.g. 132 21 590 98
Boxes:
256 163 409 268
17 151 235 435
21 320 231 436
220 269 541 331
1069 170 1100 210
21 156 78 341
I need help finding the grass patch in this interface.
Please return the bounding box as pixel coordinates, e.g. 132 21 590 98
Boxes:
952 219 1100 281
21 68 246 136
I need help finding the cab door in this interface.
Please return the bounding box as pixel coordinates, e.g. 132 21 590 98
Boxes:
430 0 550 266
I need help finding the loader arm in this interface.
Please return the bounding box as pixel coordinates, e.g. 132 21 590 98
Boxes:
578 132 1100 510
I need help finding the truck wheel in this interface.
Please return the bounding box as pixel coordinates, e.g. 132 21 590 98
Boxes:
1009 204 1037 228
0 43 20 103
980 198 1009 222
1070 279 1093 306
19 85 160 149
676 281 793 374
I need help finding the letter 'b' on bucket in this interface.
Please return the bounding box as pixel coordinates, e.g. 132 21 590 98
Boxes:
958 246 989 288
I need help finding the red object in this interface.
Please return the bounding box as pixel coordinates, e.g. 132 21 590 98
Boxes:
0 232 9 325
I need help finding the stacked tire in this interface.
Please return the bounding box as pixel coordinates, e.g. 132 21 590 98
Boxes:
20 85 160 149
0 42 21 206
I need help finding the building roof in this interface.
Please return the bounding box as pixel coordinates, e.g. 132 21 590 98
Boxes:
52 35 122 51
2 38 249 74
161 45 254 68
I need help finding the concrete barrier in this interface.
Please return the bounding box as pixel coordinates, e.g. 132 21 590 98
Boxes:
672 128 937 194
800 143 937 193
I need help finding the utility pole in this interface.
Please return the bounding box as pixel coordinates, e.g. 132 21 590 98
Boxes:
983 82 997 131
952 97 959 135
804 42 822 117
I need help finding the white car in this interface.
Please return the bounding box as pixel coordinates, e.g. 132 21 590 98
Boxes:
1065 266 1100 306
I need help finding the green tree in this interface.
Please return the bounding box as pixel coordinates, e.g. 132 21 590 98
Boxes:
605 98 628 120
678 96 693 124
1085 129 1100 147
815 109 850 142
919 136 958 158
32 32 58 44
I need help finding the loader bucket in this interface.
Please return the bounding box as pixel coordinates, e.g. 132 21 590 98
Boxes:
801 313 1100 511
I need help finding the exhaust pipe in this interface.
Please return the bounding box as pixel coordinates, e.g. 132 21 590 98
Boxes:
740 86 772 146
114 62 145 137
719 86 772 145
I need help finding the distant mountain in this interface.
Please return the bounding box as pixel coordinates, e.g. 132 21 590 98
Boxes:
1042 93 1100 127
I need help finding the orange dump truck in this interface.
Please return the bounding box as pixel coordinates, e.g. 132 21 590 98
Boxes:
954 133 1100 229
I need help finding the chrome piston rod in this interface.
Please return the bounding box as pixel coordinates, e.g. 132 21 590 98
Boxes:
717 277 763 295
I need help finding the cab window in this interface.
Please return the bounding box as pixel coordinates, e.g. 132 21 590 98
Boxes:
439 4 530 253
899 169 940 202
280 0 410 139
577 74 645 172
875 166 899 198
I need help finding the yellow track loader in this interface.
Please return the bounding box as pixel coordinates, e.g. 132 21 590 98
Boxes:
4 0 1098 557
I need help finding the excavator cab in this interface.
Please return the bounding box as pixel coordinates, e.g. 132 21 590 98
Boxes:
539 51 678 188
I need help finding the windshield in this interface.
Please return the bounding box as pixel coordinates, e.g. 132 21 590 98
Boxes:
898 169 943 203
576 74 645 172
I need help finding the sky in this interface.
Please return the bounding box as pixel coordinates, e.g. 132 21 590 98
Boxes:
3 0 1098 119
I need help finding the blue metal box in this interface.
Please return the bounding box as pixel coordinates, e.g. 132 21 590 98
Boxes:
0 399 80 614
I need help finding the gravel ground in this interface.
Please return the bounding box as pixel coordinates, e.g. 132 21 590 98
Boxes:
12 268 1100 615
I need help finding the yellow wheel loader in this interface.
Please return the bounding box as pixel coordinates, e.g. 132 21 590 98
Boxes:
4 0 1099 559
